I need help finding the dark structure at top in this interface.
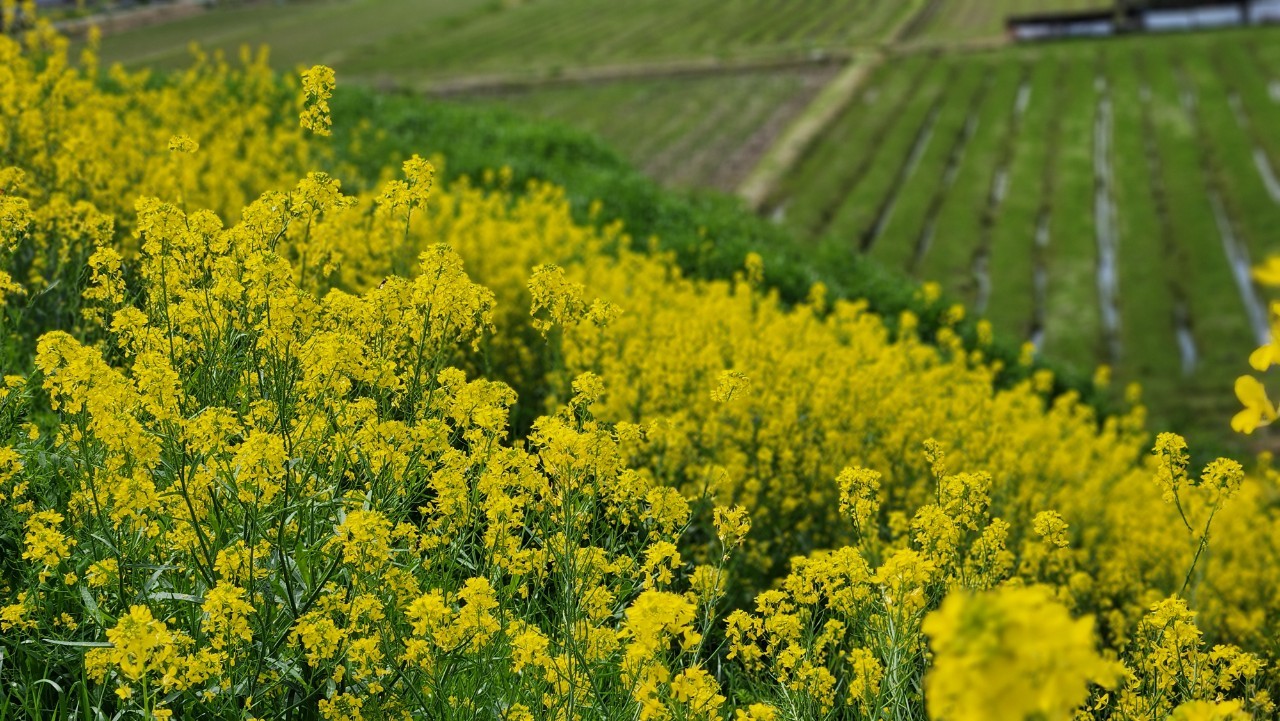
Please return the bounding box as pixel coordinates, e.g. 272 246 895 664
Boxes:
1008 0 1280 40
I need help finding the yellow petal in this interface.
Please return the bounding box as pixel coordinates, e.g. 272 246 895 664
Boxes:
1250 345 1276 372
1234 375 1277 434
1236 375 1269 407
1232 407 1259 434
1253 257 1280 286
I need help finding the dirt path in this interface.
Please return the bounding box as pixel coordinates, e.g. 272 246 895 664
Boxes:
736 53 884 211
1094 76 1122 363
736 0 944 210
418 52 853 97
705 69 836 194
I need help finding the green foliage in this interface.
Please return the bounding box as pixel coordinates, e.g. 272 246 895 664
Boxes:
328 87 1109 413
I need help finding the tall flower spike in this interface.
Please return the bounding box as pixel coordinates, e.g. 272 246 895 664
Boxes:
299 65 336 137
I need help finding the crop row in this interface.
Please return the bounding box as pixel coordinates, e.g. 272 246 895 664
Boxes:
341 0 912 80
779 27 1280 433
94 0 484 70
97 0 914 82
458 68 835 192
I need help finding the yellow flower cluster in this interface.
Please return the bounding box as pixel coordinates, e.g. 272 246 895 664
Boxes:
299 64 336 137
85 605 222 713
923 585 1120 721
1235 259 1280 432
1 18 1278 721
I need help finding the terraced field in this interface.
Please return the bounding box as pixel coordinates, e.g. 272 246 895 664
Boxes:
776 27 1280 430
459 68 836 191
94 0 484 70
340 0 912 82
96 0 915 82
93 0 868 192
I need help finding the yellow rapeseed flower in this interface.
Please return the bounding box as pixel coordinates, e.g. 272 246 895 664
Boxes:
923 585 1119 721
1231 375 1276 434
299 65 336 136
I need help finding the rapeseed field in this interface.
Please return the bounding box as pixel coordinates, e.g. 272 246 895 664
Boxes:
2 12 1280 721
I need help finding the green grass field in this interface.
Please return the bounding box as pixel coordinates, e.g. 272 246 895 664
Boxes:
96 0 914 81
95 0 485 70
456 69 834 192
776 26 1280 434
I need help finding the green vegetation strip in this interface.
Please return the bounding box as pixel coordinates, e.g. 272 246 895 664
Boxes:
1110 46 1185 394
927 61 1026 308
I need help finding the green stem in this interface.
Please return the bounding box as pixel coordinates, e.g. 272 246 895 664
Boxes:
1179 504 1218 598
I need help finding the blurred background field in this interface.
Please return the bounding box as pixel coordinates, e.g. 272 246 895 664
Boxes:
774 29 1280 431
94 0 913 77
77 0 1280 447
454 69 837 192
